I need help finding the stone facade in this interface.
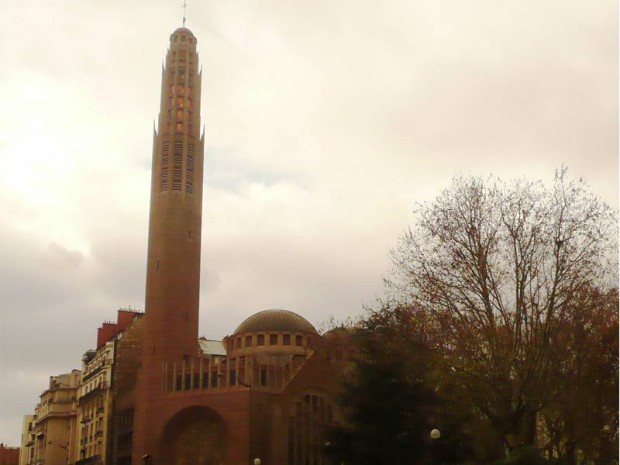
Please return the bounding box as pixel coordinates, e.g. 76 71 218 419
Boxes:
18 416 33 465
75 309 142 465
23 371 81 465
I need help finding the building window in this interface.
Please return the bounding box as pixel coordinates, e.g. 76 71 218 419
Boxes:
245 335 252 347
186 143 194 193
257 334 265 346
176 122 183 133
269 334 278 345
235 337 241 349
161 166 168 190
295 335 303 346
283 334 291 345
172 141 182 191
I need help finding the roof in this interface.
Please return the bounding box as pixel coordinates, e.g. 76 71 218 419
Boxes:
233 309 318 335
199 339 226 356
171 27 196 39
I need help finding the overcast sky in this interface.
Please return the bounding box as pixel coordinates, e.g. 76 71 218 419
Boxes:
0 0 617 445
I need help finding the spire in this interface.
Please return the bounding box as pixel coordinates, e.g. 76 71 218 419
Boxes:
182 0 188 27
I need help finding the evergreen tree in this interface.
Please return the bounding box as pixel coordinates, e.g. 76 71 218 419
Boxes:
326 307 476 465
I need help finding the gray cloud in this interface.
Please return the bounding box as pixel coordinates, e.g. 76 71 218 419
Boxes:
0 0 616 445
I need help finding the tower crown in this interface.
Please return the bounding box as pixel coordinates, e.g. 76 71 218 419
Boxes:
155 26 203 194
170 27 197 45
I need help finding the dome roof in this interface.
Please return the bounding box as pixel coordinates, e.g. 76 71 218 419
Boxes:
170 27 197 43
233 309 317 335
172 27 195 36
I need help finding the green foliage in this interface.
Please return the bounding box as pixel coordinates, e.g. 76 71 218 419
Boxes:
326 307 477 465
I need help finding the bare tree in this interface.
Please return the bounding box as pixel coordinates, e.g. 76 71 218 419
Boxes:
386 169 617 449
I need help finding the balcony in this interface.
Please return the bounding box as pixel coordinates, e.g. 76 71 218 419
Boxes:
82 359 111 381
79 382 109 401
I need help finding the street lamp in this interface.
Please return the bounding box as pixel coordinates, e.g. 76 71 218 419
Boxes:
427 428 440 465
253 458 261 465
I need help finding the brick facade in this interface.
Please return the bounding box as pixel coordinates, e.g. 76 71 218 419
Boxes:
0 444 19 465
21 25 353 465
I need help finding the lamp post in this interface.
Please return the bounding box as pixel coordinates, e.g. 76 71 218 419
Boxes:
427 428 440 465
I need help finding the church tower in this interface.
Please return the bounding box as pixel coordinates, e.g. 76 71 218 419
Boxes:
133 26 204 462
144 26 203 364
129 25 341 465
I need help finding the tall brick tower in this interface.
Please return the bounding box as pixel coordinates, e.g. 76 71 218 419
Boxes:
144 25 203 383
133 26 204 463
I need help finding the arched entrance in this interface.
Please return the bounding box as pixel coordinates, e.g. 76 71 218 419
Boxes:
160 406 226 465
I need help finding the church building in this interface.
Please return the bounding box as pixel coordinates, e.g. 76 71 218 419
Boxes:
20 24 353 465
119 26 348 465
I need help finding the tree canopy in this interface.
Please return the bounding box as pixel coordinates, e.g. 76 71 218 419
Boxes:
383 170 617 456
326 307 477 465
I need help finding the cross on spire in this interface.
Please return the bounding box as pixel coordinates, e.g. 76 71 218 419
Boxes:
182 0 188 27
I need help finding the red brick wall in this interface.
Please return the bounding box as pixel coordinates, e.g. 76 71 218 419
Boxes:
0 444 19 465
97 322 118 349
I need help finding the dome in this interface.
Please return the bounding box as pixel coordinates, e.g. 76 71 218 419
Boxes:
171 27 195 37
169 27 197 44
233 309 317 335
